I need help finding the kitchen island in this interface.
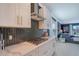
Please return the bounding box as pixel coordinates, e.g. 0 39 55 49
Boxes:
0 37 55 56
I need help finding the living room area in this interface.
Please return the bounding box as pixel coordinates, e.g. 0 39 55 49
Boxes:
57 23 79 44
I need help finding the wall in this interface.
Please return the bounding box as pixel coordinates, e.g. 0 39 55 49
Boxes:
44 6 58 38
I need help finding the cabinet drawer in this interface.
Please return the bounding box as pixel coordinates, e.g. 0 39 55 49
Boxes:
38 42 49 56
25 48 38 56
47 40 55 56
25 50 35 56
38 39 55 56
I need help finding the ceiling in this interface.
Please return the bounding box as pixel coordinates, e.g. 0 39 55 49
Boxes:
43 3 79 24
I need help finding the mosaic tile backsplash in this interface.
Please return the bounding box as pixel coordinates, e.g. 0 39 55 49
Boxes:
0 28 47 46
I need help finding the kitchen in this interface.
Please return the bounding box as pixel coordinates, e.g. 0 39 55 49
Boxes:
0 3 56 56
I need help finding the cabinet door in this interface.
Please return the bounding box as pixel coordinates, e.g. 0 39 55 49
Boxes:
38 42 49 56
39 21 48 29
39 5 48 20
19 3 31 28
0 4 9 27
38 39 55 56
25 48 39 56
15 4 21 27
0 4 20 27
0 3 31 28
25 50 36 56
8 4 17 27
39 21 44 29
46 39 55 56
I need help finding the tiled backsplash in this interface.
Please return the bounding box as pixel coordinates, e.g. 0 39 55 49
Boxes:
0 28 47 46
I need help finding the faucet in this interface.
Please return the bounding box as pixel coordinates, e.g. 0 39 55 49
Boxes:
1 34 5 50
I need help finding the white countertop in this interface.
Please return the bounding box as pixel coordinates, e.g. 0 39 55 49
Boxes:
0 37 55 56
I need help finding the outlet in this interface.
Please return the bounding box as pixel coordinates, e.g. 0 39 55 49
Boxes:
9 35 13 40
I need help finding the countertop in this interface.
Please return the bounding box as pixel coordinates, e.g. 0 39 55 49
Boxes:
0 37 54 56
0 42 37 56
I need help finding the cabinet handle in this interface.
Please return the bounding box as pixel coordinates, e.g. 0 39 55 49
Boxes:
17 16 19 25
21 16 22 25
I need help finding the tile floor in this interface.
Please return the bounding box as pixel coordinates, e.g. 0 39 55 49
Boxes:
54 41 79 56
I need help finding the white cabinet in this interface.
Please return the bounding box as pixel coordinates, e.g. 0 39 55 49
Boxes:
38 21 48 29
25 47 38 56
39 21 44 29
0 4 10 27
38 4 49 29
38 41 49 56
0 3 31 28
21 4 31 28
25 39 55 56
8 4 17 27
39 4 48 20
38 39 54 56
25 50 36 56
46 39 55 56
16 4 31 28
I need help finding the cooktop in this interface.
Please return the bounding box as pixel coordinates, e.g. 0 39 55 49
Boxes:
26 38 48 45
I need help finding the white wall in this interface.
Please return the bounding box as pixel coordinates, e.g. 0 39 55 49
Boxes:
45 7 58 38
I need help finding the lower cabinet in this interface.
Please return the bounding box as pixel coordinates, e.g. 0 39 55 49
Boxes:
25 39 55 56
25 47 39 56
46 39 55 56
38 39 55 56
38 41 49 56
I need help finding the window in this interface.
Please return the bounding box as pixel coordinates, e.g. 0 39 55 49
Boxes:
72 24 79 36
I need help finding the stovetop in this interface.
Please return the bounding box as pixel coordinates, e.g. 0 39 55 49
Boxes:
26 38 48 45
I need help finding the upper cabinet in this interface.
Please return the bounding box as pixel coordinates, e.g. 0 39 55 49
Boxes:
0 4 12 27
39 4 48 20
38 21 48 29
15 4 31 28
0 3 31 28
31 3 49 29
31 3 47 21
